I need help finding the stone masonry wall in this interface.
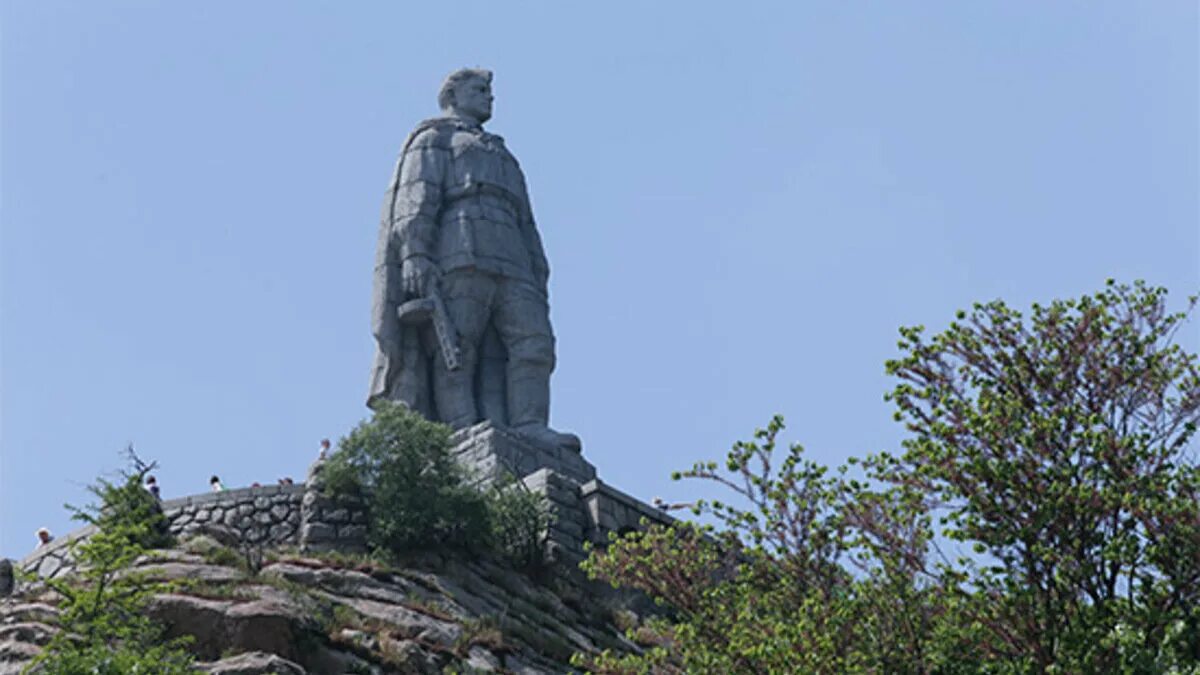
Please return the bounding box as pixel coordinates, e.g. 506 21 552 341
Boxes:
18 525 97 582
298 457 368 554
521 468 592 566
163 483 305 545
452 422 596 486
16 437 671 586
450 424 675 566
17 462 369 583
578 479 675 546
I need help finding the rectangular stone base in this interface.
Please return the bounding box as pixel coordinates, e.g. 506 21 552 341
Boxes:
579 479 676 544
449 422 678 568
450 421 596 486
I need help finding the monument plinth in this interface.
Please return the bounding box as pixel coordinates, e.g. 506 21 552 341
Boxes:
450 421 596 486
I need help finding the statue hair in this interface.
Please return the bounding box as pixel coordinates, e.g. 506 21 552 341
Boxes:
438 68 493 111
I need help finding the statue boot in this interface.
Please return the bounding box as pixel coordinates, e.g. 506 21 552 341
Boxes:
507 367 581 453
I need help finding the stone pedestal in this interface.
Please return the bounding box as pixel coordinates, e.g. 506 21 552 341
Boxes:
450 422 596 486
579 479 676 545
448 423 678 566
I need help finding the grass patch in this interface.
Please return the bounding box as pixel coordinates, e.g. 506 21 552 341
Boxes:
454 616 510 656
272 549 396 578
501 616 576 663
173 578 257 602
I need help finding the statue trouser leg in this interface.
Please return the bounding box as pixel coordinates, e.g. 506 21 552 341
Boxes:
431 270 494 429
492 277 581 451
476 324 508 424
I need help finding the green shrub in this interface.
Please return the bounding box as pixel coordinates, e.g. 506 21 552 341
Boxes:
486 477 551 570
29 449 194 673
325 403 552 568
324 402 491 554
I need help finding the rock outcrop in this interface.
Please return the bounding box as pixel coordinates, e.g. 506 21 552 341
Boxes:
0 535 643 674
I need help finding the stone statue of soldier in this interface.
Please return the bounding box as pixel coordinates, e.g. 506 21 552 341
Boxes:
369 68 580 452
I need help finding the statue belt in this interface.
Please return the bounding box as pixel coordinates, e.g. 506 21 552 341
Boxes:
443 182 524 214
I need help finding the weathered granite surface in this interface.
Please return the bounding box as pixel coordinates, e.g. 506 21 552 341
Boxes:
368 68 579 454
451 421 595 486
2 542 649 673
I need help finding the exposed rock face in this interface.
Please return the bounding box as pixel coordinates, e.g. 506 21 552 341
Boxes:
197 651 306 675
150 588 314 664
0 601 59 675
0 537 642 674
8 432 677 672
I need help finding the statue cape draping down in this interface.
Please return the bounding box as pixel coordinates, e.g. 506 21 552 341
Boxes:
366 117 449 415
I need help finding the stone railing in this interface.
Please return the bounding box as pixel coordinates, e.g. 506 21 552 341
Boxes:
299 457 368 554
13 426 677 585
163 483 305 545
19 524 98 581
16 461 367 584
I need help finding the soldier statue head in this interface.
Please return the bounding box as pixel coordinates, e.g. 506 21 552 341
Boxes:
438 68 493 124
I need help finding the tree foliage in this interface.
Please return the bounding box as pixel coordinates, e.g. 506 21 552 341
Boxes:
324 401 549 566
28 448 195 674
880 279 1200 670
578 281 1200 674
486 476 553 570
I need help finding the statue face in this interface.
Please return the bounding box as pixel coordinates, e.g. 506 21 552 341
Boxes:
452 76 493 124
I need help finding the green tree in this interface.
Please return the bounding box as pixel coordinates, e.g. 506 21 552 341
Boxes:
576 418 959 674
577 281 1200 674
28 448 195 674
879 279 1200 671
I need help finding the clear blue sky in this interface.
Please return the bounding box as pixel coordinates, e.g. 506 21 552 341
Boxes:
2 2 1196 559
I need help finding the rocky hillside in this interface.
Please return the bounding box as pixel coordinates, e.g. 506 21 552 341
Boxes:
0 534 646 674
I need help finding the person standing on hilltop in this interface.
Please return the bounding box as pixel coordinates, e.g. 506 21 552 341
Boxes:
145 475 161 501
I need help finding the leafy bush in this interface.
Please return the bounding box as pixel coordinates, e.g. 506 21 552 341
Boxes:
325 402 548 561
486 477 552 570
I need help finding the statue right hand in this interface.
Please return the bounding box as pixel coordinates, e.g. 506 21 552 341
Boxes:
401 257 439 297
